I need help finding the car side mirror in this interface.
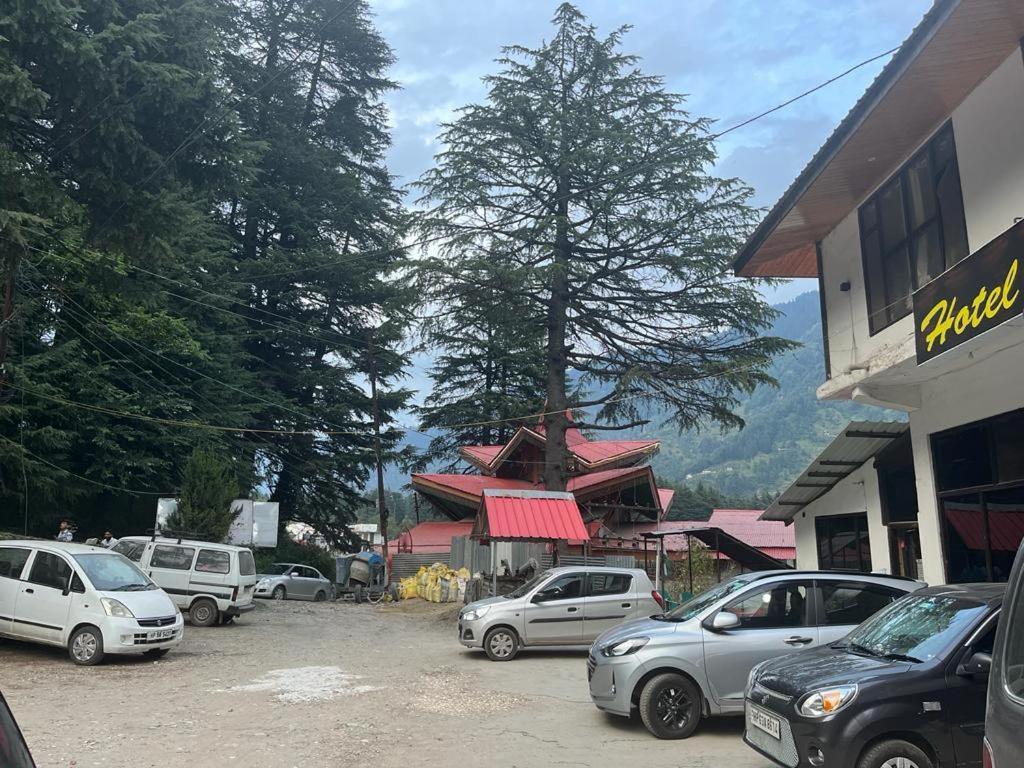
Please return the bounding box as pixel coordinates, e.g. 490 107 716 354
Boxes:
958 651 992 679
707 611 741 632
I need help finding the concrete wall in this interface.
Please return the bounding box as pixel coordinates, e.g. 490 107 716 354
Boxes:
820 47 1024 383
791 463 889 573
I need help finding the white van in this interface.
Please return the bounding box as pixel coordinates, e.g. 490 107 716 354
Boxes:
0 540 183 666
112 536 257 626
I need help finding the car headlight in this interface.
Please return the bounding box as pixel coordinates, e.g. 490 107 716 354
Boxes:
462 605 491 621
601 637 650 657
797 685 858 718
256 579 269 589
101 597 135 618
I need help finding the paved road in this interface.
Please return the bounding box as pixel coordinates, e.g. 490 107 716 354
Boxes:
1 599 773 767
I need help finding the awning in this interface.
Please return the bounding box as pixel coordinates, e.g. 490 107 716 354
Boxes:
474 490 589 542
764 421 908 522
643 528 791 571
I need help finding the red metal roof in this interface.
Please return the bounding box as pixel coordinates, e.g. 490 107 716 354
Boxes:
605 510 795 556
476 491 589 542
389 520 475 554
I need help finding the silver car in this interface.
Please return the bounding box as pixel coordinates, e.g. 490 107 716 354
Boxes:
587 570 923 739
458 566 662 661
254 563 333 602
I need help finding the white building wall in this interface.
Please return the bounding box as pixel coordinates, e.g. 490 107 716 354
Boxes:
791 463 889 573
819 47 1024 386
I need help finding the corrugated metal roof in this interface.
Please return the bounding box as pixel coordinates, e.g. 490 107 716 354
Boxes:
476 490 589 542
764 421 908 522
389 520 475 554
610 510 794 553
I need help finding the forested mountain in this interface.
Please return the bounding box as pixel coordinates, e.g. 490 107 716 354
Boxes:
638 290 901 496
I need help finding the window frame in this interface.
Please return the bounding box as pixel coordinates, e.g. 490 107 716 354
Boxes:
586 572 633 597
815 513 873 572
194 549 231 575
150 544 196 571
814 579 904 628
27 551 73 592
532 572 586 603
858 121 968 335
0 547 31 580
721 579 813 630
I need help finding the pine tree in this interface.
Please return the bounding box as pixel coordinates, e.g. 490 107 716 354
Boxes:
167 448 240 541
416 4 795 491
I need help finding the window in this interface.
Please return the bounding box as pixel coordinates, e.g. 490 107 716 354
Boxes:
819 581 903 627
238 550 255 576
0 547 30 580
816 514 872 572
534 573 584 602
150 545 195 571
195 550 230 574
724 583 809 629
112 539 146 562
28 552 72 591
859 122 968 334
1005 574 1024 700
588 573 632 596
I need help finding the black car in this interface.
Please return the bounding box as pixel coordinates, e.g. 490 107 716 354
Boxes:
744 584 1003 768
986 542 1024 768
0 692 35 768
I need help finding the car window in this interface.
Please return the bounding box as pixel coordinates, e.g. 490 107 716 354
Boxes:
150 545 195 570
0 547 30 580
725 582 809 629
195 550 230 574
588 573 632 596
534 573 585 602
238 550 255 576
819 581 903 626
664 573 759 621
27 552 72 591
300 567 315 578
1005 573 1024 700
111 540 146 562
308 568 323 580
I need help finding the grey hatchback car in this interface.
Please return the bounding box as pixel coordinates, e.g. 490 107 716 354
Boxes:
254 563 333 602
588 570 922 739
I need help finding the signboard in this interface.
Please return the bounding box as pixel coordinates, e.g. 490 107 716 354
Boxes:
914 219 1023 364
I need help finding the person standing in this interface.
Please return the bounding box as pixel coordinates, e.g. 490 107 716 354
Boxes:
100 531 118 549
56 519 73 542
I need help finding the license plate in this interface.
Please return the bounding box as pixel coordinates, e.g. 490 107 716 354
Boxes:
150 629 174 640
749 705 781 740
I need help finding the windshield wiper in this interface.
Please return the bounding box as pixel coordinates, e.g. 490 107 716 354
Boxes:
845 642 881 657
880 652 923 663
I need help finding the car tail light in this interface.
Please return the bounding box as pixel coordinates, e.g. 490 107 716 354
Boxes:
983 738 995 768
231 586 238 601
652 590 666 610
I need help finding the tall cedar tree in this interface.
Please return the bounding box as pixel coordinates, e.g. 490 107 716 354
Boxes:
416 5 794 490
167 447 240 541
416 245 547 470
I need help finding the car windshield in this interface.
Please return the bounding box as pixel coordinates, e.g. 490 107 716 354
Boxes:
841 594 988 662
505 571 550 599
265 563 292 575
662 574 758 621
73 553 155 592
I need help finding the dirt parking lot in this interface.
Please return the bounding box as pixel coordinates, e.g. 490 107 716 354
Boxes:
1 600 772 768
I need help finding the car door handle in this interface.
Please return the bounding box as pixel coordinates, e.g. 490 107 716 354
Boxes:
784 636 813 646
621 603 632 608
567 606 578 613
23 588 34 594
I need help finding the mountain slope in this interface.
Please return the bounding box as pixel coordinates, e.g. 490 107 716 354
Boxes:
636 290 901 496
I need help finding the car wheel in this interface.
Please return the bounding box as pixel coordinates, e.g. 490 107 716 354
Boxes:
189 598 219 627
483 627 519 661
639 673 702 739
68 625 105 666
143 648 170 660
272 585 287 601
314 590 326 602
857 740 934 768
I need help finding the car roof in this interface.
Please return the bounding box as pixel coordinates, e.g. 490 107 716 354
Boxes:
742 569 923 588
0 540 107 556
546 565 649 575
120 535 245 552
913 582 1006 606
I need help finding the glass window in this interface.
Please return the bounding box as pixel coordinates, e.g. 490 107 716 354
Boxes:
819 581 903 627
844 594 987 662
0 547 30 580
816 514 872 572
111 540 146 562
1005 571 1024 700
195 550 230 574
534 573 584 602
588 573 632 596
933 424 993 492
28 551 72 591
993 412 1024 485
663 574 757 621
724 583 809 629
238 550 255 576
150 545 195 571
859 122 968 334
73 553 153 591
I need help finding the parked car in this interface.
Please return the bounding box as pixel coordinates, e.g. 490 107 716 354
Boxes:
986 541 1024 768
458 566 662 661
112 536 257 627
0 540 183 666
745 583 1003 768
0 692 35 768
255 563 333 601
587 570 921 739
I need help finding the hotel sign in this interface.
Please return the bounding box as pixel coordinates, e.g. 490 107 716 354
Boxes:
913 220 1023 364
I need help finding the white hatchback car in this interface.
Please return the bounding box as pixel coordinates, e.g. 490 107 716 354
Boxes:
0 540 183 666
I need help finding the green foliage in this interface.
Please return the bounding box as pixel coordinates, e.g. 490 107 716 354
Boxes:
415 3 795 488
165 448 239 541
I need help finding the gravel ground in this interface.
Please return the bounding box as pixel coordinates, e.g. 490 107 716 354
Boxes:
1 599 773 768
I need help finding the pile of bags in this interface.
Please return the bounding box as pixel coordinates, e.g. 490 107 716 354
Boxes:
398 563 471 602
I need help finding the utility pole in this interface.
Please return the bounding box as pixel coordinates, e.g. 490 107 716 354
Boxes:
365 329 389 576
